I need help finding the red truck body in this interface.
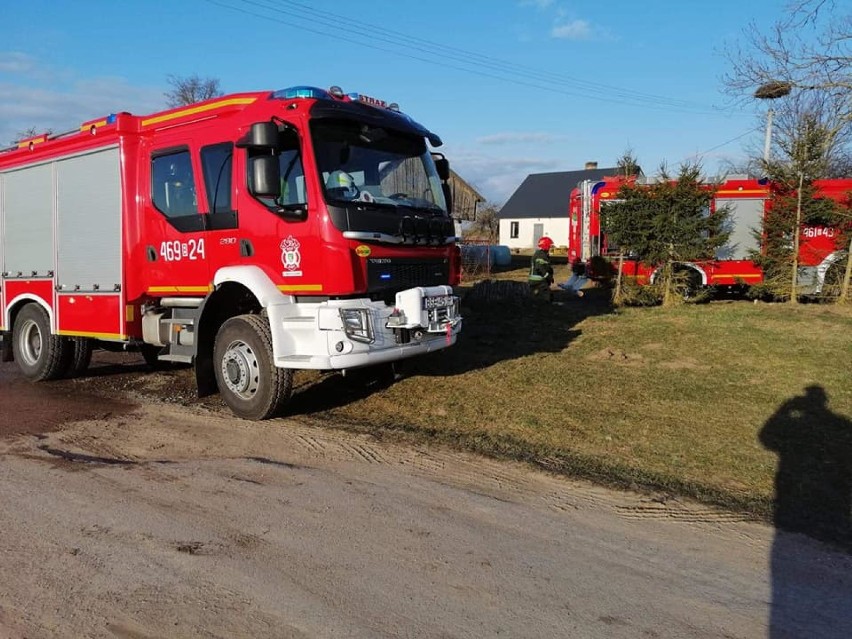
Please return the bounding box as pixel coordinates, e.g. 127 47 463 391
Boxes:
0 86 462 419
568 175 851 292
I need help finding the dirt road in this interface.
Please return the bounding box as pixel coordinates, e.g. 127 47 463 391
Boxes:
1 356 851 638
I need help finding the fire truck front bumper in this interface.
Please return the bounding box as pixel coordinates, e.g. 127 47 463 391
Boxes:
268 285 462 370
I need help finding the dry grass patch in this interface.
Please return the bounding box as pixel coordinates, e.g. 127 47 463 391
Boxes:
291 264 852 540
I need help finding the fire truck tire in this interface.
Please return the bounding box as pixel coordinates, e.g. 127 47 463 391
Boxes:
213 314 293 421
12 303 70 382
680 269 704 300
821 261 845 298
67 337 93 376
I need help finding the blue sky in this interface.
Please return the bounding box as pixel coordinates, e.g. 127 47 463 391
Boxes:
0 0 812 203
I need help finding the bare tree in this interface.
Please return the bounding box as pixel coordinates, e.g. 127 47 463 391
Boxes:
772 91 852 176
724 1 850 168
12 126 53 145
724 2 850 106
463 202 500 243
164 74 223 107
725 2 852 302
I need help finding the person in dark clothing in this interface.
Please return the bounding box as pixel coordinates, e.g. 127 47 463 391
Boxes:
529 236 555 300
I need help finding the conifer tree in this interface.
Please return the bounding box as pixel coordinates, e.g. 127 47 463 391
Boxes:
603 163 731 306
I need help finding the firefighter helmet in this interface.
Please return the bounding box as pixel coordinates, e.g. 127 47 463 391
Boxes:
538 236 554 251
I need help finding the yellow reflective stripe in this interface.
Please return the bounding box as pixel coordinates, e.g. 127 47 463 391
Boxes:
80 119 108 131
277 284 324 292
57 330 126 340
141 98 257 127
148 285 213 294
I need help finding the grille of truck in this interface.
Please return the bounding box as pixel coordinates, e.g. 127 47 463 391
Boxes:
366 258 450 294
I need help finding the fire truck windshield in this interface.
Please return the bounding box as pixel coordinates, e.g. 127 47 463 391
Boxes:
311 119 447 215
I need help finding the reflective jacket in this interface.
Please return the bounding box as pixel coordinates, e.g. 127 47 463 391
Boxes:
529 249 554 283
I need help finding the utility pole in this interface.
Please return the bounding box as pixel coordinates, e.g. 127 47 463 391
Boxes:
754 81 792 166
763 108 775 163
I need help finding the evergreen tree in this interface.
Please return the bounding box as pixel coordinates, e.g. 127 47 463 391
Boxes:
603 163 731 306
615 148 641 178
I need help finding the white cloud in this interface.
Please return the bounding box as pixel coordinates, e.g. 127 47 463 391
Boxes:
476 132 567 145
0 56 165 145
551 19 592 40
0 52 37 74
446 149 561 204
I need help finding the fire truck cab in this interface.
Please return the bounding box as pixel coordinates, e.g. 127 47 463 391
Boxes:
0 85 462 419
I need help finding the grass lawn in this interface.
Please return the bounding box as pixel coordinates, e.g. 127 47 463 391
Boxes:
291 260 852 536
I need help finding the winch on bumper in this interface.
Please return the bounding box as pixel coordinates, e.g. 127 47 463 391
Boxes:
384 285 460 344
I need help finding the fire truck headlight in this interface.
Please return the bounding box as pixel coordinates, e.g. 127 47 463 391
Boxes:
339 309 374 344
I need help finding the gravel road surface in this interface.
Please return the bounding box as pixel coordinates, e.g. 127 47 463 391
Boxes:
1 355 850 638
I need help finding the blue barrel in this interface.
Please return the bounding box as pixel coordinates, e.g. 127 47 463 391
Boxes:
460 244 492 268
491 245 512 266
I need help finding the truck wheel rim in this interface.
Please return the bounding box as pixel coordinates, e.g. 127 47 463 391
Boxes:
220 340 260 400
18 319 42 366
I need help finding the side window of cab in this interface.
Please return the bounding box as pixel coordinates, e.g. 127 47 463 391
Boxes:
200 142 238 230
151 149 204 232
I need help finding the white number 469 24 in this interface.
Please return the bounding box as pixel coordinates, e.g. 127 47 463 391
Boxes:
159 239 206 262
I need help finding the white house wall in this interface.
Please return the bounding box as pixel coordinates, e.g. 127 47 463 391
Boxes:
499 218 570 250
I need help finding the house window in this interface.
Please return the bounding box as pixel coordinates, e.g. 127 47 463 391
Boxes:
510 221 519 238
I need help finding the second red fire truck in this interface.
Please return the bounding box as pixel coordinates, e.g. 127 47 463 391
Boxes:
0 85 462 419
568 175 851 295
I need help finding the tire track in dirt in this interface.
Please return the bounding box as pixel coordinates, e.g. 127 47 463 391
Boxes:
11 400 761 534
615 503 752 523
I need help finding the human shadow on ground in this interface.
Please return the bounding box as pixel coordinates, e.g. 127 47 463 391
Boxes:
759 385 852 638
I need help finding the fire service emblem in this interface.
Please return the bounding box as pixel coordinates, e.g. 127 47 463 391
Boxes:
280 236 302 277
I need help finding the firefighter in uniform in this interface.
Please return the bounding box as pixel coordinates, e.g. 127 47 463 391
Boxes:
529 236 555 300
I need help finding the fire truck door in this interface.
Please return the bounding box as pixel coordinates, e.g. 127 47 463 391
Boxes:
144 144 242 294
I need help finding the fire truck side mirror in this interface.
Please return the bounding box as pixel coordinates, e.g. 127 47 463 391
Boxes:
249 156 282 198
433 157 450 181
237 122 280 149
442 183 453 216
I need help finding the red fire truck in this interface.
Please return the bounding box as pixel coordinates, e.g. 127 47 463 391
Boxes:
0 85 462 419
568 175 851 293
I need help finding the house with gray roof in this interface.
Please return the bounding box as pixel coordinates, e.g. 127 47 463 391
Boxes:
498 162 629 251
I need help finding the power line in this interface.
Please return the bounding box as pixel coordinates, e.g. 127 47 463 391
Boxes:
269 0 715 111
202 0 742 116
677 126 763 166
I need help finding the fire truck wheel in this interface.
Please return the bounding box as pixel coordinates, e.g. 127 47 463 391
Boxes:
12 303 70 382
67 337 93 377
680 269 704 300
213 314 293 421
